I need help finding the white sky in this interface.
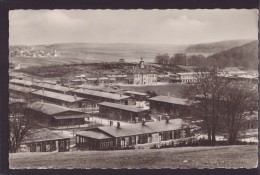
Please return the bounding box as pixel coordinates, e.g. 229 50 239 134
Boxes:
9 9 258 45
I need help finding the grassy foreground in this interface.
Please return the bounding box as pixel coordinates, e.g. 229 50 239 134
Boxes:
9 145 257 169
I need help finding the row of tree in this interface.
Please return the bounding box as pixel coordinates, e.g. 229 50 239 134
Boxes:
184 67 256 145
154 53 206 66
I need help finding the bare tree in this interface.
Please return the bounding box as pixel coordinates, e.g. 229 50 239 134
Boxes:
183 66 230 146
222 85 256 145
9 90 38 153
9 101 33 153
154 54 170 65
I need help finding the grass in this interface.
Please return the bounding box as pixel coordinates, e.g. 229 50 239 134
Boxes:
9 145 257 169
10 43 186 67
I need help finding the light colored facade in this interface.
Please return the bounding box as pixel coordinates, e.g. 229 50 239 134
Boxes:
127 59 157 85
177 72 197 83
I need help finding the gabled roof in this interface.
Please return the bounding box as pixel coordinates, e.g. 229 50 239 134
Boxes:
27 102 84 115
76 130 111 139
128 66 157 74
177 65 197 72
9 84 36 93
9 79 73 92
71 88 129 100
23 128 69 143
53 114 87 120
149 95 193 106
9 79 33 86
128 60 157 75
97 119 189 138
99 102 149 113
31 89 84 102
33 83 73 92
123 91 147 96
222 67 245 72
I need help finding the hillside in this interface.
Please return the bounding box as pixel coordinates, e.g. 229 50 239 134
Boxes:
207 40 258 69
185 39 253 55
10 40 257 67
9 145 257 169
10 43 186 66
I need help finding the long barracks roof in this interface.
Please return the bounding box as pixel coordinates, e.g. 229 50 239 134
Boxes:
9 84 37 93
23 128 70 143
33 83 74 92
123 91 147 96
76 130 111 139
9 79 32 86
97 119 189 138
31 89 84 102
99 102 149 113
28 102 84 115
71 88 129 100
10 79 75 92
149 95 193 106
53 114 87 120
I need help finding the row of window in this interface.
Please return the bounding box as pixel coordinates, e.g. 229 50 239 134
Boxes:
135 74 157 78
181 79 197 83
101 141 113 147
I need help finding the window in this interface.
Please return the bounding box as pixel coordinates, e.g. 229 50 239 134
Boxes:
148 135 152 143
132 136 136 145
136 136 140 144
121 138 125 147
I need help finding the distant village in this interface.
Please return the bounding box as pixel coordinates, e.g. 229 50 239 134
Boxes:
9 57 258 153
9 47 59 58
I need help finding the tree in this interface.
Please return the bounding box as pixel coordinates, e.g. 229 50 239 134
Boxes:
222 85 255 145
154 54 170 65
188 55 206 66
183 66 230 146
9 101 34 153
9 91 38 153
173 53 187 65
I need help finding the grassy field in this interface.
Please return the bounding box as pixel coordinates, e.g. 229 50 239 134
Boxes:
10 43 187 67
121 83 190 98
9 145 257 169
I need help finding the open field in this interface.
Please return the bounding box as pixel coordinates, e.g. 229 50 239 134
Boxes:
121 83 190 98
10 43 187 67
9 145 257 169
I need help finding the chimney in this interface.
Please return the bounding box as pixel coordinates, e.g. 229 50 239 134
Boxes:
142 118 146 125
166 116 170 123
117 122 120 128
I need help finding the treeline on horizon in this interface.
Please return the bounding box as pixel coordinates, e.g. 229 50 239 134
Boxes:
154 41 258 69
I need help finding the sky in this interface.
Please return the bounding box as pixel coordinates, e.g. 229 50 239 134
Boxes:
9 9 258 45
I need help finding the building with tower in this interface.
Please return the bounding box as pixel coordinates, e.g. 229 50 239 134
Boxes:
127 58 157 85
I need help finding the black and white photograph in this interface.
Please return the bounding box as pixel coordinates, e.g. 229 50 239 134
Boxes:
8 9 258 169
